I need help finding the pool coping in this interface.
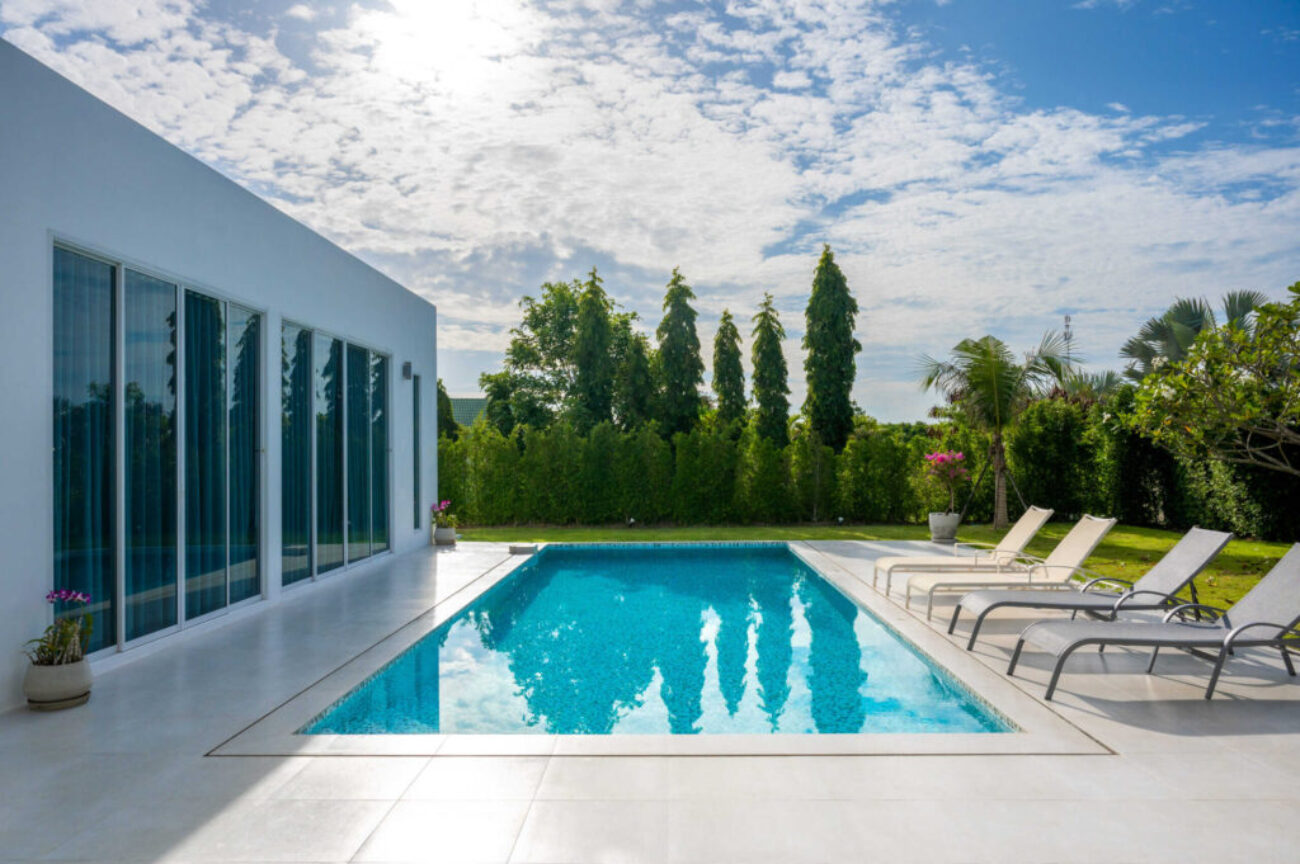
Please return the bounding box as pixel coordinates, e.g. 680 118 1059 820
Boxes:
210 541 1110 757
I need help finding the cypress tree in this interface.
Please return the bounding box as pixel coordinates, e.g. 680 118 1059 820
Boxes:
656 267 704 437
712 309 746 427
751 293 790 446
614 331 656 431
802 245 860 452
571 267 613 432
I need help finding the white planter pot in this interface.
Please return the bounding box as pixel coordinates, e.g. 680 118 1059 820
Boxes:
23 659 92 711
433 525 457 546
928 511 961 544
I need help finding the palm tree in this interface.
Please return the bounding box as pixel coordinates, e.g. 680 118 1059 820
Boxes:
1121 291 1268 382
919 333 1071 530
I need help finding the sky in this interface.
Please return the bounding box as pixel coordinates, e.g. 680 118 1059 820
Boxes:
3 0 1298 421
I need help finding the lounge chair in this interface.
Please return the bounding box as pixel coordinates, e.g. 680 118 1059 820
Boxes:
949 527 1232 650
901 515 1117 621
1008 544 1300 700
872 505 1054 596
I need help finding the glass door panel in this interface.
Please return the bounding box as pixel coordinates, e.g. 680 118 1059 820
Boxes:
228 304 260 603
346 344 372 562
52 248 116 651
315 335 344 573
184 291 226 619
281 325 313 585
371 353 389 553
124 270 178 640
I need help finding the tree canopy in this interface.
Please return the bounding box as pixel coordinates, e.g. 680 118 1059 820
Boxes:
572 268 614 432
802 245 860 451
712 309 746 427
656 268 704 437
1131 283 1300 477
752 293 791 446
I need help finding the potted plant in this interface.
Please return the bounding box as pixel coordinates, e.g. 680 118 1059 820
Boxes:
431 500 458 546
924 450 968 543
23 589 94 710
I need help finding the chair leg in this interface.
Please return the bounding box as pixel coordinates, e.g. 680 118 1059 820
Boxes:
947 603 963 635
1045 644 1084 701
1205 648 1230 700
926 588 938 621
1007 639 1026 676
966 607 996 652
1146 646 1160 674
1281 646 1296 677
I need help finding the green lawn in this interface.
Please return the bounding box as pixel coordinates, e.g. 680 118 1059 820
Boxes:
459 522 1291 610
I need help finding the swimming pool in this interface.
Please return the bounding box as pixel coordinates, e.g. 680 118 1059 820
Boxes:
302 544 1010 735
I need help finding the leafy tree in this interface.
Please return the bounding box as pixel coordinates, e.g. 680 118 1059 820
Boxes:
919 333 1071 529
803 245 860 451
656 268 704 436
1121 291 1269 381
572 268 614 432
495 280 582 426
480 371 515 436
1006 398 1097 520
1131 283 1300 477
613 328 656 431
751 293 791 446
436 377 459 440
712 310 746 428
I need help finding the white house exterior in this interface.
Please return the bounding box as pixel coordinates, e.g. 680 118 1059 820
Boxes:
0 41 439 711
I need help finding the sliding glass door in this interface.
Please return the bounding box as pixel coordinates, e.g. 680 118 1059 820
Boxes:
315 334 345 574
228 305 261 604
124 270 179 641
346 344 372 562
281 324 313 586
371 353 389 553
54 246 263 651
184 291 226 619
52 248 116 652
281 327 391 584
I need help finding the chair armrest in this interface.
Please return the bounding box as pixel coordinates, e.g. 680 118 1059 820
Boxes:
1224 621 1300 648
1081 576 1133 593
1111 589 1180 612
1027 563 1105 584
1162 603 1227 624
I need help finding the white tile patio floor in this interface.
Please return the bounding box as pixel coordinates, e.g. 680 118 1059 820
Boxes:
2 540 1297 863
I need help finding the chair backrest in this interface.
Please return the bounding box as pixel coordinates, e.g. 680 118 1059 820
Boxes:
993 505 1055 561
1132 527 1233 596
1225 543 1300 627
1041 515 1118 577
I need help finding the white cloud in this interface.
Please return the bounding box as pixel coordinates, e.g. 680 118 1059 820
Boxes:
283 4 314 22
2 0 1297 421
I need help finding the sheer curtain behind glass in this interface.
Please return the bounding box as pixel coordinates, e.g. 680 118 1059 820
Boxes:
53 248 116 651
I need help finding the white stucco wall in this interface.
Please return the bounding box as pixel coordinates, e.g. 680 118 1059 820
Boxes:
0 40 439 711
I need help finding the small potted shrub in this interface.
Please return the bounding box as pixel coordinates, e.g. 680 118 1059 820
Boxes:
23 589 95 710
431 500 459 546
924 450 968 543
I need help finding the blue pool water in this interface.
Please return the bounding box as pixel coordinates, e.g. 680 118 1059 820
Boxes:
303 544 1010 735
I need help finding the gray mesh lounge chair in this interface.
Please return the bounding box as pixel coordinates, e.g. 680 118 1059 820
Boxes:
872 506 1054 596
1008 543 1300 700
949 527 1232 650
902 515 1117 621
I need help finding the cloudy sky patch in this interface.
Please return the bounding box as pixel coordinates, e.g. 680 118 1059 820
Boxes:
2 0 1297 419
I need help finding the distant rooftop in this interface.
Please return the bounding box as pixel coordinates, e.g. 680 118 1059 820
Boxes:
448 395 488 427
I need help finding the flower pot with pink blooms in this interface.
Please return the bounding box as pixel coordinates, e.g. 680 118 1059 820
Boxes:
924 450 969 543
23 589 95 711
430 499 459 546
